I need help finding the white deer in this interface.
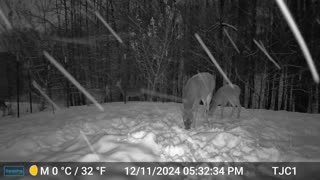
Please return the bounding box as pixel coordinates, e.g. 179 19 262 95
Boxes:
208 84 241 119
182 72 215 129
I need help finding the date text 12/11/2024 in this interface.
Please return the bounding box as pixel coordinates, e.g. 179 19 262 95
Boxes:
124 166 244 176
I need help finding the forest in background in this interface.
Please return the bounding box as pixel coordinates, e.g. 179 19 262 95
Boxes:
0 0 319 113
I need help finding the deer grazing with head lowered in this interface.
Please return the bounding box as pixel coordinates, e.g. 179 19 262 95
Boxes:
208 84 241 119
116 79 144 104
182 72 215 130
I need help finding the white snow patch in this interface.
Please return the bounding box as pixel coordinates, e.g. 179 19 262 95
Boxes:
0 102 319 162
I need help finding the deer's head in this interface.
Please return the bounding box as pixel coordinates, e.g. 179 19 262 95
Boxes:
182 109 193 130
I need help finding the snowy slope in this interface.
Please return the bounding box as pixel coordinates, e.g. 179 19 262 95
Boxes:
0 102 319 162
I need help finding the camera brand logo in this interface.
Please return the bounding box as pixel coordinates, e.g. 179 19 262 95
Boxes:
3 166 25 176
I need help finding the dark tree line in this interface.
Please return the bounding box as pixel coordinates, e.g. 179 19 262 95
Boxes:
0 0 319 113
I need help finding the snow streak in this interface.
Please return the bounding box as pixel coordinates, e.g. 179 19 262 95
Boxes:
195 33 234 88
32 80 61 111
223 28 240 54
0 7 12 30
275 0 319 83
43 51 104 112
80 130 97 155
253 39 281 69
94 11 123 44
84 0 123 44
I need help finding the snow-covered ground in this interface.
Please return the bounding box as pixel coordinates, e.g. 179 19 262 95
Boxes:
0 102 319 162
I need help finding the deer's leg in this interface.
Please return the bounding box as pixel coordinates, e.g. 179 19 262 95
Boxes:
205 93 212 112
221 103 225 119
205 94 212 127
126 96 129 104
230 103 235 117
192 102 199 129
201 99 208 127
208 101 215 116
235 99 241 119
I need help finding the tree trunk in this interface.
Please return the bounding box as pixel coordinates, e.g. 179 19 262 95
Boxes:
277 70 284 110
307 86 312 113
248 0 257 109
283 68 288 111
293 95 296 112
28 69 32 113
252 73 261 109
178 53 184 102
314 84 319 113
259 65 267 109
16 56 20 118
270 74 276 110
265 76 270 108
289 76 294 111
244 78 250 108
